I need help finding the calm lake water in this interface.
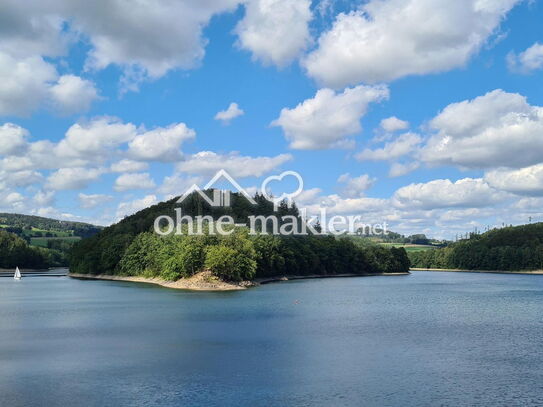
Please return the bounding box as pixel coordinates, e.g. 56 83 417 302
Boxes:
1 271 543 407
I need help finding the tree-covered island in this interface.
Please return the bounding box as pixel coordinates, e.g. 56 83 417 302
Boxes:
70 191 411 284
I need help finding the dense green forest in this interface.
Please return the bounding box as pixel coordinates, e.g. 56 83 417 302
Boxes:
0 229 66 269
409 223 543 271
70 191 410 281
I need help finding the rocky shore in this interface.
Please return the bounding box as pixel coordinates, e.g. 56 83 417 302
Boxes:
69 271 254 291
69 271 410 291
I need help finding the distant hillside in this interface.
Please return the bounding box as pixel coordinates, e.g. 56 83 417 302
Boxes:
0 213 102 267
0 229 64 269
358 228 448 246
409 223 543 271
70 191 410 280
0 213 101 238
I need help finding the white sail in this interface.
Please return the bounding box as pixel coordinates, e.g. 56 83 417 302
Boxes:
14 267 21 280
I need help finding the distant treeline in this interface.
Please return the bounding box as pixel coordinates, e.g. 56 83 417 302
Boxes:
409 223 543 271
0 213 101 238
0 230 65 269
70 191 410 281
359 229 446 246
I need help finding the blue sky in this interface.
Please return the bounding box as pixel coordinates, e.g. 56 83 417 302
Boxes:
1 0 543 238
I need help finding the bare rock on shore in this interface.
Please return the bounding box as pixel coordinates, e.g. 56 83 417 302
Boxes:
69 271 256 291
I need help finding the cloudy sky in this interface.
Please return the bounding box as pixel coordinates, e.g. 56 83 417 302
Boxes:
1 0 542 238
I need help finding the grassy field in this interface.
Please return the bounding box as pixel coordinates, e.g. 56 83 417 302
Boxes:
30 236 81 247
1 224 74 238
2 222 81 248
23 228 73 238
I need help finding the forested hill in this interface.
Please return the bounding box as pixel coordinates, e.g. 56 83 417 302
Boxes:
0 213 101 238
70 191 410 280
0 213 102 268
0 230 60 269
410 222 543 271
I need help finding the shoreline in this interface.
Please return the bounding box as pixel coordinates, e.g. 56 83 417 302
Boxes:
70 271 410 291
256 272 410 285
411 268 543 275
69 271 252 291
0 268 56 272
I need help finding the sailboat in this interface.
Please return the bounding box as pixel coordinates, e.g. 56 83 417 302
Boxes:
14 267 22 280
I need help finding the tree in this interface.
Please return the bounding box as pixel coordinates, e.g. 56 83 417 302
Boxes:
162 236 207 280
205 245 257 282
0 230 50 269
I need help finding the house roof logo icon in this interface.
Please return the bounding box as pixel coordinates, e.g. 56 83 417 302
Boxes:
176 169 257 207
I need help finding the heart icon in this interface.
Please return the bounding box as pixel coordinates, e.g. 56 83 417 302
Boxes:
260 171 304 206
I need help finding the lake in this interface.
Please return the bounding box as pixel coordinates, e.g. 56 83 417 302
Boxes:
1 271 542 406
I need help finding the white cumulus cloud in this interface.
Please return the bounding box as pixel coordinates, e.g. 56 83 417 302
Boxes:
507 42 543 74
78 193 114 209
128 123 195 162
392 178 507 210
380 116 409 133
485 165 543 196
177 151 292 178
2 170 44 187
0 52 57 116
0 1 244 93
235 0 312 67
303 0 520 88
388 162 420 178
57 116 137 159
0 51 99 117
33 190 56 206
420 89 543 169
357 132 422 161
0 123 29 155
49 74 99 115
214 103 244 123
337 173 375 198
116 195 158 219
69 0 241 87
110 159 149 173
46 167 104 190
272 85 389 150
114 172 156 192
0 189 21 211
